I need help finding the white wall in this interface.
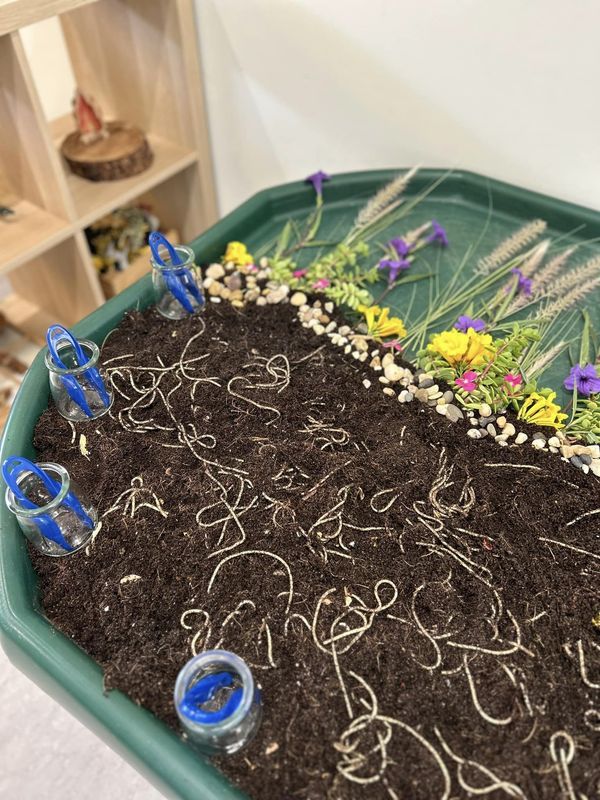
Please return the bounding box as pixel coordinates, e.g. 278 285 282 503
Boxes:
21 2 600 217
20 16 75 120
196 0 600 215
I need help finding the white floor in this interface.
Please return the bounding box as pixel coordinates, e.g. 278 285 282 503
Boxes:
0 647 164 799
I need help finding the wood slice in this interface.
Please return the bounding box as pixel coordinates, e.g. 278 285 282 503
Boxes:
61 121 153 182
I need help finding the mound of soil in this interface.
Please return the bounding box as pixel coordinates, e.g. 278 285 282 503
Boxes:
32 301 600 799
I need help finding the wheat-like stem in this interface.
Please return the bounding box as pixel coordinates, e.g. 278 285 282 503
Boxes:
476 219 547 275
530 246 577 294
404 221 432 246
540 276 600 320
526 341 568 378
543 255 600 300
520 239 551 276
503 244 575 316
354 167 418 229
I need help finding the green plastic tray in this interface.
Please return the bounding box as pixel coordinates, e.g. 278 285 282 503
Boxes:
2 169 600 799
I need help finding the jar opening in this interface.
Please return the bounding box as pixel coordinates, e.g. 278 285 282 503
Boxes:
45 339 99 376
150 244 195 272
174 650 255 733
5 462 70 518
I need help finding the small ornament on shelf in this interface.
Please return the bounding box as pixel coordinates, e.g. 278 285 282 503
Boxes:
61 89 153 182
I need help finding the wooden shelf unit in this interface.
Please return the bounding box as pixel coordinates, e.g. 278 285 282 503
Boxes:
0 0 217 340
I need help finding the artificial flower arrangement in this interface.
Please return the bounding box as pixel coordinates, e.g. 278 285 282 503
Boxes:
224 169 600 457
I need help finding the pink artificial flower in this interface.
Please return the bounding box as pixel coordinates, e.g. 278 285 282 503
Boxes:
504 373 522 390
312 278 331 290
293 269 308 278
455 370 478 393
382 340 403 352
246 264 259 272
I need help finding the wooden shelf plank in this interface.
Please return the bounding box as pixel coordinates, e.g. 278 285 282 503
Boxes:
0 199 71 273
0 0 98 36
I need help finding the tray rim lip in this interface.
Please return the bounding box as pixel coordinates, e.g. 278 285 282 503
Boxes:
2 166 600 799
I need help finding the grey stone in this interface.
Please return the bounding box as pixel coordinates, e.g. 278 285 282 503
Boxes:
445 404 464 423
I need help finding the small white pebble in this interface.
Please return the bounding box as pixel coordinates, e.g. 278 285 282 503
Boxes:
503 423 516 437
467 429 482 440
382 387 395 396
514 432 528 444
362 379 371 389
532 439 545 450
548 436 561 448
344 344 352 354
479 403 492 418
486 424 497 437
436 404 448 416
496 416 507 428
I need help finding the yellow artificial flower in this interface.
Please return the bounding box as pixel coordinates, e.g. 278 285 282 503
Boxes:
358 304 407 340
223 241 254 267
517 391 567 429
428 328 493 368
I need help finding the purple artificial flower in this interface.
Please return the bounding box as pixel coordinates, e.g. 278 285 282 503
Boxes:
510 267 533 296
305 170 331 196
378 257 411 283
388 237 412 258
454 315 486 333
564 363 600 396
426 220 449 247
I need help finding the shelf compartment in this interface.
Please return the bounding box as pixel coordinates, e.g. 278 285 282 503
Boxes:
0 293 56 346
0 198 71 273
1 234 102 343
50 115 198 226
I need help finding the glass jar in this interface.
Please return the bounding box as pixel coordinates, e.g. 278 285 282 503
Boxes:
5 461 97 556
174 650 262 756
151 244 204 319
45 338 113 422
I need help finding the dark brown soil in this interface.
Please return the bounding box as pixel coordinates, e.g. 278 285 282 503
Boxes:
32 301 600 799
